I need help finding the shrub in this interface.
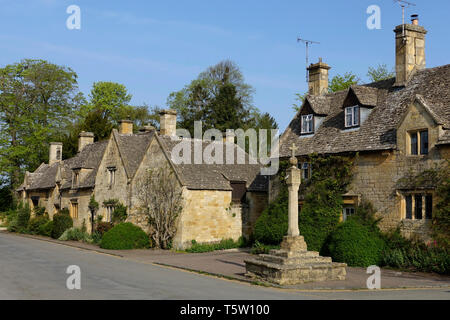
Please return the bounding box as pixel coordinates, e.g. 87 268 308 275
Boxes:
326 219 385 267
38 220 54 237
100 222 150 250
51 211 73 239
58 227 90 242
96 221 114 236
253 189 288 245
381 229 450 274
33 206 46 217
250 240 280 255
28 214 50 234
16 203 31 229
112 204 128 223
299 180 343 252
186 237 247 253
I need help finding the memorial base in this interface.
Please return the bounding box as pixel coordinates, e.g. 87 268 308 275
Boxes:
244 236 346 285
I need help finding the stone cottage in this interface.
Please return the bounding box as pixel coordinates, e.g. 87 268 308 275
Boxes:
17 112 268 248
277 17 450 240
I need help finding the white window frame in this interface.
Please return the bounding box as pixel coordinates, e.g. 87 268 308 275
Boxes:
345 106 360 128
301 114 314 134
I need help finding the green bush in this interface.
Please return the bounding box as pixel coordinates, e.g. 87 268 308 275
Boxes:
381 229 450 274
28 214 50 234
38 220 54 237
253 189 288 245
250 240 280 254
186 237 247 253
112 204 128 223
58 227 90 242
299 180 343 252
51 211 73 239
16 203 31 229
100 222 150 250
33 206 46 217
96 221 114 236
326 219 385 267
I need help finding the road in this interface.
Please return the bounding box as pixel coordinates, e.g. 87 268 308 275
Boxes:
0 232 448 300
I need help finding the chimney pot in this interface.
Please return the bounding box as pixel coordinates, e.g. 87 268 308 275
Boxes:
78 131 94 152
307 59 331 95
119 119 133 134
411 14 419 25
159 109 177 136
49 142 63 165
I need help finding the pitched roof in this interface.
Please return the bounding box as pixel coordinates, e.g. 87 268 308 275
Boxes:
114 130 154 179
158 135 267 191
280 64 450 157
60 140 108 190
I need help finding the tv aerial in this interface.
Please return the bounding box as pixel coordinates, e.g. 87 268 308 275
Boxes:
394 0 416 38
297 37 320 82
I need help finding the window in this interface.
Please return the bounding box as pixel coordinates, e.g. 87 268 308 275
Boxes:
420 131 429 155
425 195 433 219
301 114 314 134
404 193 433 220
300 162 311 180
345 106 360 128
70 201 78 219
56 148 61 160
106 205 113 222
343 207 355 221
409 130 428 155
72 170 79 188
108 167 116 188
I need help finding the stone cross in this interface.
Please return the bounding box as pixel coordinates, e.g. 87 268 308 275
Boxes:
286 144 301 237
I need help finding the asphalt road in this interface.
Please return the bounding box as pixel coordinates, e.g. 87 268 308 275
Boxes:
0 232 449 300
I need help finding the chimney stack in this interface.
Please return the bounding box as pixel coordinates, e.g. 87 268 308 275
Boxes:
159 109 177 136
307 58 330 95
119 119 133 134
78 131 94 152
223 131 235 144
49 142 63 165
394 15 427 86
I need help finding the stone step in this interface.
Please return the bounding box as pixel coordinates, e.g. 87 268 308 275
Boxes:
269 249 319 258
244 258 345 271
258 254 332 265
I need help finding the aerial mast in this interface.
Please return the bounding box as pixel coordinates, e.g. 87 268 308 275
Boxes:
394 0 416 38
297 37 320 83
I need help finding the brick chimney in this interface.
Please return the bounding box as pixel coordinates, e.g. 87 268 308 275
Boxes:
49 142 63 165
394 14 427 86
159 109 177 136
307 58 330 95
78 131 94 152
119 119 133 134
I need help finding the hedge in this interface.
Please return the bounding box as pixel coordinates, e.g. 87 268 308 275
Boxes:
100 222 150 250
51 211 73 239
325 219 385 267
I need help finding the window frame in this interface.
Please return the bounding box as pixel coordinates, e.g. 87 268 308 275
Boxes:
408 129 429 156
344 106 360 128
343 207 355 221
301 114 314 134
403 192 433 220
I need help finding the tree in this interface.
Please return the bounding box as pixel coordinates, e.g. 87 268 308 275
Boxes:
167 60 259 135
135 165 183 249
0 59 83 188
328 72 359 92
367 64 395 82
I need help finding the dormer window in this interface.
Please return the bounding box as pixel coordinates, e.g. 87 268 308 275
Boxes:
345 106 360 128
301 114 314 134
72 170 80 188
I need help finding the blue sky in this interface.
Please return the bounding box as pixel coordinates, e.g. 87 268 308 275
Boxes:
0 0 449 130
